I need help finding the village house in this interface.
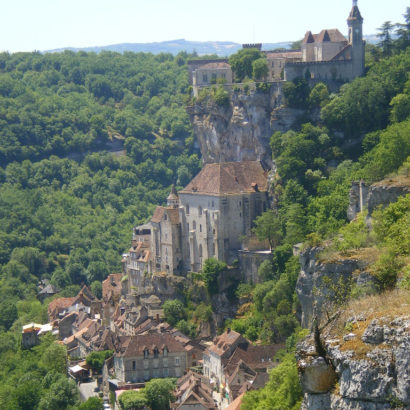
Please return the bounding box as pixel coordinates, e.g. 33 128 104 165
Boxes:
202 328 284 399
173 371 217 410
113 332 188 382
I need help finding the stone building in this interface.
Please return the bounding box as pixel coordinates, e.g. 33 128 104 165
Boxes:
114 332 187 382
187 2 365 88
178 161 268 271
123 161 269 277
284 1 365 82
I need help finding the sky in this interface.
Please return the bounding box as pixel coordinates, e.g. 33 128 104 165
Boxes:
1 0 408 53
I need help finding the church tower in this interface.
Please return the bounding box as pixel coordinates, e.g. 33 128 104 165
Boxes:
347 0 365 77
167 184 179 208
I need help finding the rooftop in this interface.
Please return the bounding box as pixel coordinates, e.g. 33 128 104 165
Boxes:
179 161 268 196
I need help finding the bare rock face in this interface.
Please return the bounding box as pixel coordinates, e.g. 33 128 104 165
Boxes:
367 179 410 216
187 85 304 165
347 177 410 221
296 247 371 329
297 317 410 409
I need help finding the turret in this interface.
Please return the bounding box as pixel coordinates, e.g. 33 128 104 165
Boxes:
347 0 365 77
167 184 179 208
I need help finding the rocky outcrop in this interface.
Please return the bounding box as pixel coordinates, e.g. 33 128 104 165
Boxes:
187 84 304 165
296 247 375 329
347 176 410 221
297 315 410 409
367 177 410 216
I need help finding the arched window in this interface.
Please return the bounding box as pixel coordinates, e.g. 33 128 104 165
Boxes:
163 347 168 357
154 347 159 358
186 205 190 215
144 348 149 359
199 244 203 258
193 220 196 230
199 206 202 215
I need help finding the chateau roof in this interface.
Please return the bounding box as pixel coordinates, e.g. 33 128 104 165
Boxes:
303 29 347 44
179 161 268 196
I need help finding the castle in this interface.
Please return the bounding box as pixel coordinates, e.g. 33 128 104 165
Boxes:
188 1 365 91
122 161 269 286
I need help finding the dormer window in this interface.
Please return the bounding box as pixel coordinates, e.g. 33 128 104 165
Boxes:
144 348 149 359
154 347 159 358
163 347 168 357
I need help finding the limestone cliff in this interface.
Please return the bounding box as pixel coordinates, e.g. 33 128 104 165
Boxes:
347 176 410 221
187 84 304 165
297 293 409 409
296 247 377 329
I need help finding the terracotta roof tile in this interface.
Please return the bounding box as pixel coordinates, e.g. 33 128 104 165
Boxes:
118 333 186 357
102 273 122 302
180 161 268 196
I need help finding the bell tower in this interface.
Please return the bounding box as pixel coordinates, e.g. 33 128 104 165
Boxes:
347 0 365 77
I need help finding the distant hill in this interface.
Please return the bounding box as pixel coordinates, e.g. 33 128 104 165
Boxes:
45 39 292 56
44 36 378 56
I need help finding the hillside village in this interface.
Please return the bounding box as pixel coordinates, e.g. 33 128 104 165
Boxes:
12 1 410 410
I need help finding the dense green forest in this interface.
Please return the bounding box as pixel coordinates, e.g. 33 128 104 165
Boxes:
0 9 409 409
0 50 201 409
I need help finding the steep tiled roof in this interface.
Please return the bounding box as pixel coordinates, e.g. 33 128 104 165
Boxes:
102 273 122 302
224 343 284 375
151 207 180 224
303 29 347 44
118 333 186 357
303 31 315 44
48 297 76 319
331 44 352 60
225 393 245 410
179 161 268 196
208 329 243 356
151 206 165 223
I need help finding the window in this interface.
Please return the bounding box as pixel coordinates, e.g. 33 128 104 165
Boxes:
175 357 180 366
200 224 202 232
164 214 167 220
212 201 214 207
212 243 215 255
132 361 136 370
193 221 196 230
163 368 169 377
199 244 203 258
202 74 208 83
144 370 149 380
144 348 149 359
163 347 168 357
163 358 168 367
154 348 159 358
187 222 189 231
186 205 190 215
198 206 202 215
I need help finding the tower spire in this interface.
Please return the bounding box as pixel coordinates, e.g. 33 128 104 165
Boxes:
353 0 358 6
